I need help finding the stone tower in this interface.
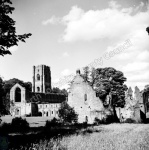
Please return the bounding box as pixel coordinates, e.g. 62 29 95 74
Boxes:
32 65 51 93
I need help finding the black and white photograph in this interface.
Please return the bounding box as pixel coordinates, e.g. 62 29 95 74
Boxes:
0 0 149 149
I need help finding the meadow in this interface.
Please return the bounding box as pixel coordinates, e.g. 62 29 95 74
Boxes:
1 123 149 150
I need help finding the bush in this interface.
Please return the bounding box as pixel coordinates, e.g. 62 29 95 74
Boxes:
124 118 136 123
25 113 31 117
38 112 42 116
94 117 102 125
58 102 78 125
0 122 11 133
11 117 29 133
45 118 61 129
94 115 114 125
105 115 114 124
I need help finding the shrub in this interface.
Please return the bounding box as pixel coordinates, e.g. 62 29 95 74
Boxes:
25 113 31 117
38 112 42 116
94 117 102 125
45 118 61 129
94 115 114 125
105 115 114 124
11 117 29 133
58 102 78 125
0 122 11 133
124 118 136 123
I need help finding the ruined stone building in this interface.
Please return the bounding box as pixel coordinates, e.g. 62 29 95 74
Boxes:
68 70 112 124
9 64 149 123
68 69 149 123
116 86 149 122
10 65 66 117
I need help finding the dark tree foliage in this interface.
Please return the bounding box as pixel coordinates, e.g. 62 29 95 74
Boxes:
0 0 32 56
146 27 149 35
90 67 96 86
4 78 32 94
93 67 127 108
11 117 29 133
0 77 5 116
82 66 90 82
52 87 68 96
45 118 61 129
58 102 78 124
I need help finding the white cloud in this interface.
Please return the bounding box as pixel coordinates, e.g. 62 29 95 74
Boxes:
42 16 60 25
128 71 149 82
61 2 149 42
9 46 18 52
136 50 149 61
109 1 121 9
123 62 149 73
51 1 149 90
62 52 69 57
61 69 72 76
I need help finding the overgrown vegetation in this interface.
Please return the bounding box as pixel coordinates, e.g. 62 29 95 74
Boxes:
94 115 115 125
58 102 78 124
0 117 29 133
124 118 136 123
1 124 149 150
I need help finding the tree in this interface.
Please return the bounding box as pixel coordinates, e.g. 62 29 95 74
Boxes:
58 102 78 124
0 77 5 116
0 0 32 56
52 87 61 93
3 78 32 94
52 87 68 96
94 67 127 108
11 117 29 133
60 88 68 96
82 66 90 82
2 93 10 115
146 27 149 35
90 67 97 87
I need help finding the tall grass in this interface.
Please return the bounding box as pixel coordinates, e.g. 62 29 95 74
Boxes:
7 124 149 150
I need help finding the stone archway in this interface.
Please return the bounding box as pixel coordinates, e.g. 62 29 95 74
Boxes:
15 87 21 102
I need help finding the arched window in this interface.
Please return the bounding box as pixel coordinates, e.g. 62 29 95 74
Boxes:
15 87 21 102
84 94 87 101
37 74 40 80
37 87 40 92
85 116 88 123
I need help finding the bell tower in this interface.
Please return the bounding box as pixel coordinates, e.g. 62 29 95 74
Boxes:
32 65 51 93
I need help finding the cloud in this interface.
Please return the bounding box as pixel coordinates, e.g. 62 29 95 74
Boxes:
60 2 148 42
61 69 72 76
123 62 149 73
109 0 121 9
62 52 69 57
136 50 149 61
9 46 18 52
42 16 60 25
50 1 149 90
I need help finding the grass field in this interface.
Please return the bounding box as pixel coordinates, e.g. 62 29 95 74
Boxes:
59 124 149 150
5 123 149 150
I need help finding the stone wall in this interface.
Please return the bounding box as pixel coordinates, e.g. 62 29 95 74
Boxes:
68 70 112 124
116 86 146 123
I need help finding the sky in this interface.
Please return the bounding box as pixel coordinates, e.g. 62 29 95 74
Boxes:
0 0 149 91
